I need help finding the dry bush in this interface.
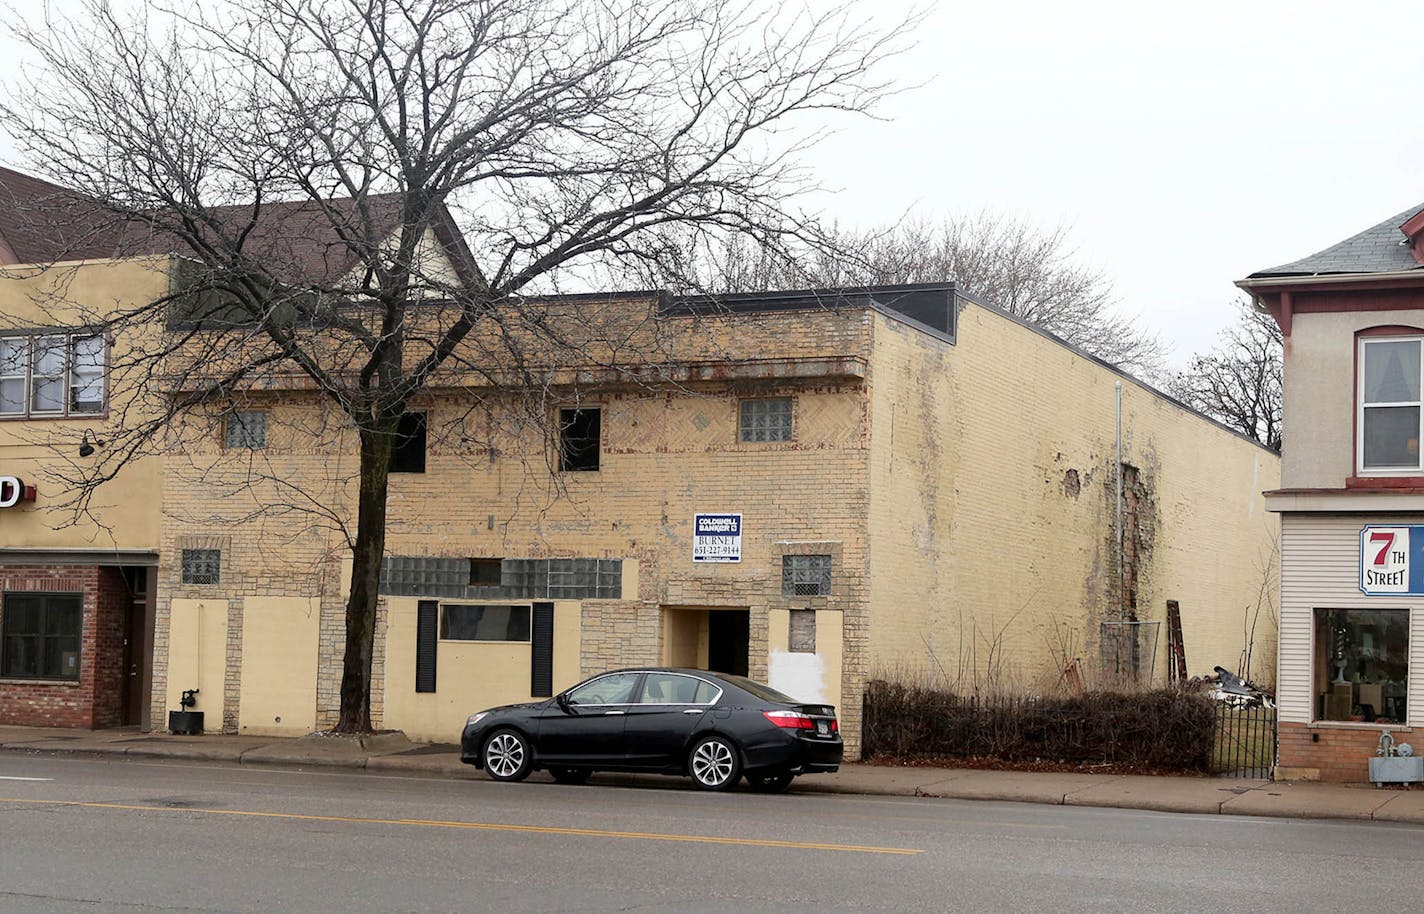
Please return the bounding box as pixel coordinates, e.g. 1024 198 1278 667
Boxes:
862 679 1216 772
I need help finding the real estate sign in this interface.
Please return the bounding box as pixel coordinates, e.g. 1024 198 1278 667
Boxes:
1361 525 1419 594
693 513 742 563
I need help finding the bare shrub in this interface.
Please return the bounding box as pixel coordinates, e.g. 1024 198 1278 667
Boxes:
862 679 1216 772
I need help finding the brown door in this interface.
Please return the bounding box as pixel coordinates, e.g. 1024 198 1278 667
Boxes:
120 566 153 727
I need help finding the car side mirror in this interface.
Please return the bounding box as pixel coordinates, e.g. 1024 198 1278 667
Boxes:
556 693 571 712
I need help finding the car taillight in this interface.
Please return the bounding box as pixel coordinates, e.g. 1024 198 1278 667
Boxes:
830 719 839 733
763 710 815 730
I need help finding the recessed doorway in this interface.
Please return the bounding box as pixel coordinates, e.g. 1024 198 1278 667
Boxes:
661 606 749 677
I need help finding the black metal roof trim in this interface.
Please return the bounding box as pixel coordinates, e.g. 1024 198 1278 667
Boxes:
664 282 957 335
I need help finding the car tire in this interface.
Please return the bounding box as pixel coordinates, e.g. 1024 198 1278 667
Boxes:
548 766 591 785
746 770 795 793
482 728 533 782
688 735 741 791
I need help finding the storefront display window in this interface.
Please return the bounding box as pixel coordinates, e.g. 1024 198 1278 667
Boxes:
1314 608 1408 723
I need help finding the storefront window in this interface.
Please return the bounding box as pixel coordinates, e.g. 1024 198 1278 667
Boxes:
1 593 83 680
1314 608 1409 723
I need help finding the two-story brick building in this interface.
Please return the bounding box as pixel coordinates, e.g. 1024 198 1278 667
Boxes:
0 168 1282 755
1243 203 1424 781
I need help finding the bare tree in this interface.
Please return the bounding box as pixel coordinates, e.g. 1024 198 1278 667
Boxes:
0 0 911 732
1169 299 1282 451
666 214 1167 376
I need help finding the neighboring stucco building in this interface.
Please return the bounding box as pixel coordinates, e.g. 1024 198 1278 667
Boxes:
1243 202 1424 782
0 244 168 729
0 169 1282 757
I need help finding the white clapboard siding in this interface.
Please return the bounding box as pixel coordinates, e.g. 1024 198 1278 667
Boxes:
1280 514 1422 726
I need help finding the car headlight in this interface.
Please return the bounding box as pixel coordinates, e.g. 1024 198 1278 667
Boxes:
465 711 490 727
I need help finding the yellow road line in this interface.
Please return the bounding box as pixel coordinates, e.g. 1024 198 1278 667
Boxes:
0 796 922 856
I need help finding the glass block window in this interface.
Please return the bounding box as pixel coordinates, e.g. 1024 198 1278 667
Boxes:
740 398 793 442
381 556 622 600
782 554 831 596
181 549 221 585
225 411 267 449
547 558 623 599
789 609 816 653
440 604 531 642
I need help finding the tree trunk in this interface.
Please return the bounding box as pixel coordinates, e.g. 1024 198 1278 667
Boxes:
334 422 395 733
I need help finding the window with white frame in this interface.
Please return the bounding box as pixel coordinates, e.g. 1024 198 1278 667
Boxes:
1360 336 1424 472
0 332 106 418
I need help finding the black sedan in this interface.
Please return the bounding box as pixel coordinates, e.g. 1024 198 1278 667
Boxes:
459 668 842 791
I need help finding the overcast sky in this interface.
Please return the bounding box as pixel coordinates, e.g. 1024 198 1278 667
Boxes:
0 0 1417 370
795 0 1424 367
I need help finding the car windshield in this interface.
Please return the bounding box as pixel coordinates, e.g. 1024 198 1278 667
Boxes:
720 674 799 704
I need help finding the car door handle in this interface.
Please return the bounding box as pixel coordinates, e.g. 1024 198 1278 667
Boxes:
604 710 625 716
682 708 703 714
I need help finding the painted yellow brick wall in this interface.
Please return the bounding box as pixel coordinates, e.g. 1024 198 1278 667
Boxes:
866 304 1281 696
154 306 877 741
154 297 1280 755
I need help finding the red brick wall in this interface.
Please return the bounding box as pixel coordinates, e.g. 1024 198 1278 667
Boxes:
91 567 131 728
1278 721 1402 782
0 564 130 729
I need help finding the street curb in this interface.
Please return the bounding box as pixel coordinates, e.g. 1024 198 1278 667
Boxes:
5 741 1424 826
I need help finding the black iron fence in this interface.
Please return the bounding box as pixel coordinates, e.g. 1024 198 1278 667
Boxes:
1210 703 1276 778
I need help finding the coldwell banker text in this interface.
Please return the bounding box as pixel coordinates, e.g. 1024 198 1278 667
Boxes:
693 513 742 563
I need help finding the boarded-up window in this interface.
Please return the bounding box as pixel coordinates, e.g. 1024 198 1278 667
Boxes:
789 609 816 653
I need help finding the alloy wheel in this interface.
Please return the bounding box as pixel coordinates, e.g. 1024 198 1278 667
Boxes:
485 732 526 779
691 738 737 788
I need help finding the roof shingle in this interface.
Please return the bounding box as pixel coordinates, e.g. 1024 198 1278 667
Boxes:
1250 203 1424 278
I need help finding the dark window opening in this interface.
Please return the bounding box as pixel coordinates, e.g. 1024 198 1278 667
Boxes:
1 593 83 681
391 412 427 474
440 604 531 642
559 408 600 472
469 558 502 586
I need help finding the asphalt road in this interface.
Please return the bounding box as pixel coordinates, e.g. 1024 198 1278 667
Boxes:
1 754 1422 913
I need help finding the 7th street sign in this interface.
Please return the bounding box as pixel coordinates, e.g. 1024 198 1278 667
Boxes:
1361 526 1417 594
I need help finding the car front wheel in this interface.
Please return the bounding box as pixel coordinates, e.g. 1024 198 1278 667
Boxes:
688 735 741 791
483 728 532 782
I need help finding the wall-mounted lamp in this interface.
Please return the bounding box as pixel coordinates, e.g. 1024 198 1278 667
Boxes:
78 429 106 458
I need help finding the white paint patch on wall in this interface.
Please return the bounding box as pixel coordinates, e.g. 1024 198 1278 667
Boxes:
769 650 826 703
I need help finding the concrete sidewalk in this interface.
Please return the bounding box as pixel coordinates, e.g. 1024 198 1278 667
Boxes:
2 723 1420 824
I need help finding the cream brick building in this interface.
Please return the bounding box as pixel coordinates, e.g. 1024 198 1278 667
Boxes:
150 283 1280 754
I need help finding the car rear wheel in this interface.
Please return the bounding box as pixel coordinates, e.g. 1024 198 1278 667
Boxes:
688 735 741 791
483 728 532 782
746 770 795 793
548 766 591 785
